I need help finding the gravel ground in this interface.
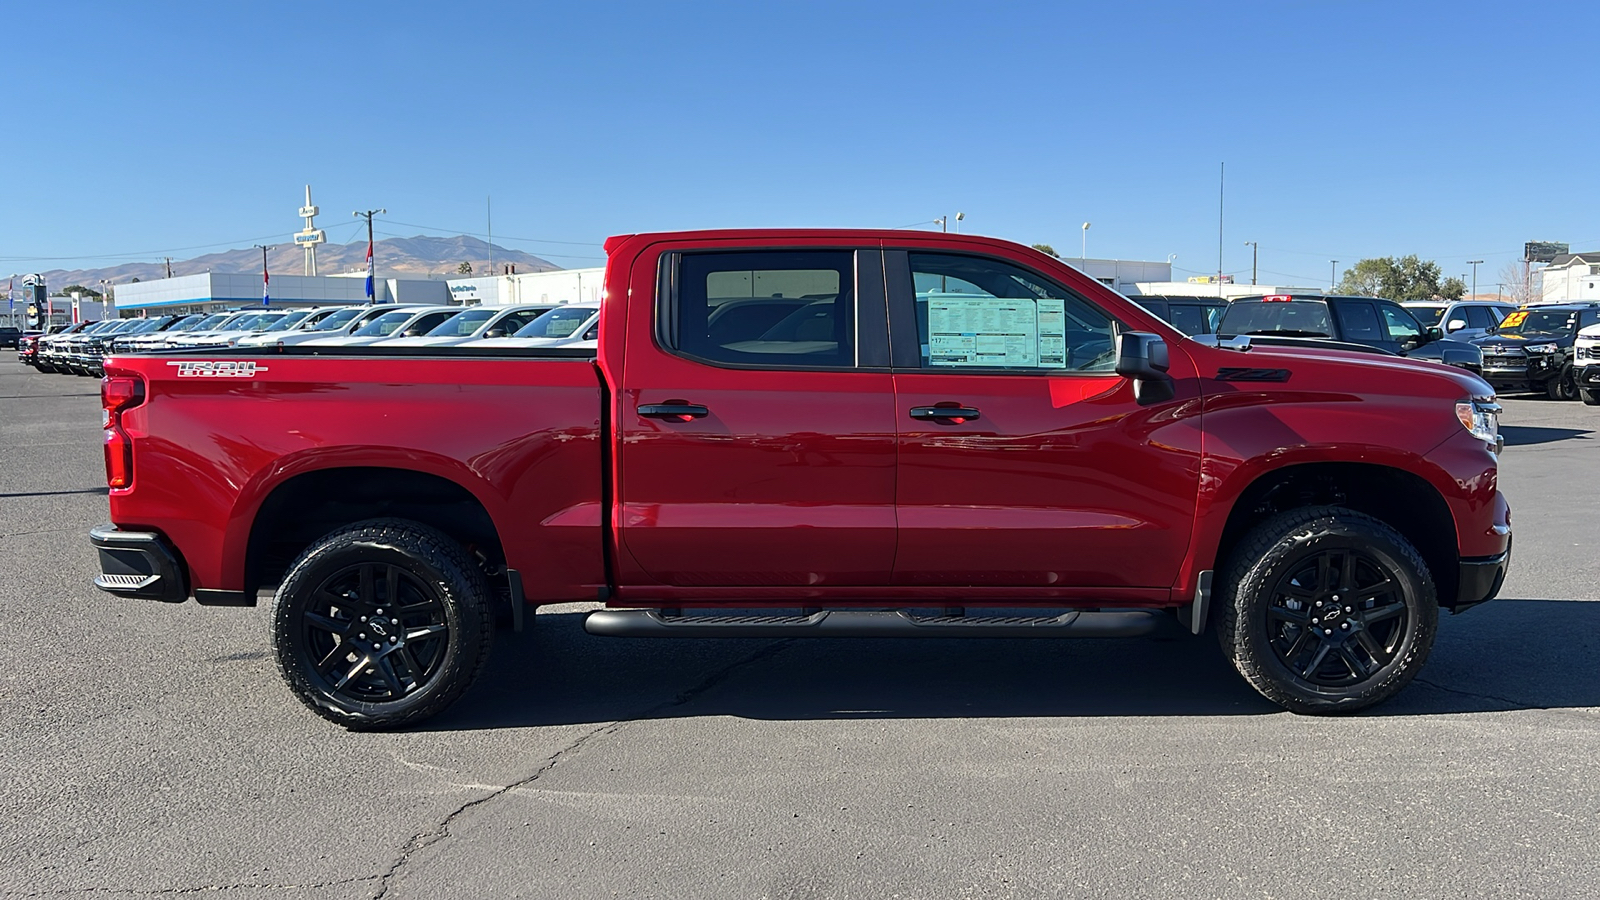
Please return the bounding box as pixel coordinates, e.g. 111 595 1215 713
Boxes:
1 361 1595 899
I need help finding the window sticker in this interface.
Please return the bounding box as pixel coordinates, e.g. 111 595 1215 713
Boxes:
926 294 1067 368
1499 311 1528 328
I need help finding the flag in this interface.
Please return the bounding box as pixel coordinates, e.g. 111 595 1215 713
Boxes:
263 258 271 307
365 238 375 301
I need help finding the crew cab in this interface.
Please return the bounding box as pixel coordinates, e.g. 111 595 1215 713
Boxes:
1127 295 1228 335
1219 294 1482 372
1472 303 1600 400
90 230 1511 728
1402 300 1516 343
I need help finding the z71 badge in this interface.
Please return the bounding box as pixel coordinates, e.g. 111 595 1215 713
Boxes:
166 360 269 378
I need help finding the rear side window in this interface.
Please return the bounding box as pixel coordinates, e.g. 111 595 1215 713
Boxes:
1221 300 1332 337
1464 306 1498 329
1336 302 1385 342
674 251 854 367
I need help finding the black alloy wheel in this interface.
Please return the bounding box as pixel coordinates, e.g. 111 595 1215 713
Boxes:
271 518 492 729
1547 367 1578 401
1218 506 1437 714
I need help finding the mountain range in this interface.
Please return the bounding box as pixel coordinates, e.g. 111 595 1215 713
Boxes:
24 235 561 296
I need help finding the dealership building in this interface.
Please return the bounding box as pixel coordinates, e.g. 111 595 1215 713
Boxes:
111 272 452 313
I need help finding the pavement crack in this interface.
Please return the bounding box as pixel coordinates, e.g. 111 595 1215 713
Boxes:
0 874 380 896
1411 677 1598 719
370 639 793 898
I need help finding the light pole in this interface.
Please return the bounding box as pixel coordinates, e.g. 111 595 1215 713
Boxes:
1330 260 1339 291
954 211 965 234
1081 222 1091 268
98 279 112 315
253 244 274 306
1243 241 1258 285
1468 259 1483 299
933 216 946 232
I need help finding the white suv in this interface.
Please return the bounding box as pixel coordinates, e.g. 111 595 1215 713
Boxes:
1575 323 1600 405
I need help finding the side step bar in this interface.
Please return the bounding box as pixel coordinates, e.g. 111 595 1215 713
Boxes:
584 608 1163 639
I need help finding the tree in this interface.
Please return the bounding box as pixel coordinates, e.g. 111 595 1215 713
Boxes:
58 284 102 299
1498 260 1534 304
457 261 473 275
1030 243 1059 258
1333 255 1452 301
1439 277 1466 301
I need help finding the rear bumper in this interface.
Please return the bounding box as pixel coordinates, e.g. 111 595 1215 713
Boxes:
89 524 187 603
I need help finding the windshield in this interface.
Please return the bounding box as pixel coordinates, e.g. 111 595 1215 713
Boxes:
262 310 314 332
428 309 496 337
514 306 597 339
187 314 228 330
1496 309 1575 335
1219 299 1333 337
354 311 416 337
308 308 363 331
1407 306 1446 326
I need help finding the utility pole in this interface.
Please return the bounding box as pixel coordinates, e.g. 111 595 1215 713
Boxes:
163 257 173 279
934 216 946 232
487 196 493 280
253 245 274 307
1243 241 1258 285
353 208 386 303
1467 259 1483 300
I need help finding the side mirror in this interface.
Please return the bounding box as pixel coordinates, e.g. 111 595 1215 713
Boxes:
1446 319 1467 333
1424 326 1443 342
483 328 505 338
1115 332 1174 406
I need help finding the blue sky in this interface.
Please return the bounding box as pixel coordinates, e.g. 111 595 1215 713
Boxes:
4 1 1595 288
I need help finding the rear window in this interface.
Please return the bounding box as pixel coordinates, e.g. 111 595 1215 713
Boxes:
515 306 597 339
1220 299 1333 338
1408 306 1446 326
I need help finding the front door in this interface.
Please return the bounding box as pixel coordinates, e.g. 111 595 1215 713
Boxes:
616 246 898 589
887 249 1202 591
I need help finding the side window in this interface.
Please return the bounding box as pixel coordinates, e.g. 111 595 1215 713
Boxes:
1380 304 1423 343
675 251 853 367
1464 306 1497 330
1582 310 1600 329
408 312 453 335
1203 304 1226 333
1336 302 1385 342
907 252 1117 372
1167 304 1206 335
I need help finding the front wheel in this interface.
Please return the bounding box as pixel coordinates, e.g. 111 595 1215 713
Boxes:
1217 506 1437 714
1581 387 1600 406
270 518 493 729
1547 367 1578 401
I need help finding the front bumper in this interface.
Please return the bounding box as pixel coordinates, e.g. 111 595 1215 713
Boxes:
89 524 187 602
1456 539 1510 612
1579 365 1600 388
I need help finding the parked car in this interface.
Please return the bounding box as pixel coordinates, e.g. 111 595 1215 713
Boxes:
35 321 103 372
93 230 1509 728
379 304 557 348
1402 300 1515 343
0 326 21 349
18 324 72 369
299 306 460 347
118 313 231 353
232 307 358 348
81 316 191 376
1472 303 1600 400
110 315 206 355
455 304 600 349
1218 294 1482 373
1127 295 1228 335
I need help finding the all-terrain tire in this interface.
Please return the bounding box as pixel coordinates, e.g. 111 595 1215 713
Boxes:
270 518 493 730
1581 387 1600 406
1547 367 1578 401
1216 506 1437 715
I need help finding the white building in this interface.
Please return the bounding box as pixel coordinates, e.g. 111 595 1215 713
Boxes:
112 272 453 313
1123 281 1325 299
447 267 606 306
1538 252 1600 304
1061 258 1172 294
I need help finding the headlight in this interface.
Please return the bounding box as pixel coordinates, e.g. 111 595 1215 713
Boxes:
1455 398 1500 447
1525 342 1558 354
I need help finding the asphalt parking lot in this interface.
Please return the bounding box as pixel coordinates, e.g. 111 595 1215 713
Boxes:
2 363 1596 899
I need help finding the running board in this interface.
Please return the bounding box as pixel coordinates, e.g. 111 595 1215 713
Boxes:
584 609 1163 639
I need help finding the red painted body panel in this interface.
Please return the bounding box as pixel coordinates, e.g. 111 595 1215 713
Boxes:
104 229 1508 612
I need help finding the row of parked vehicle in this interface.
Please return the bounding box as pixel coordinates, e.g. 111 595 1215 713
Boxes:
15 301 600 377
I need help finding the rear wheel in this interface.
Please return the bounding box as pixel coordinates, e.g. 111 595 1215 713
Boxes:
1217 506 1437 714
1547 367 1578 401
270 518 492 729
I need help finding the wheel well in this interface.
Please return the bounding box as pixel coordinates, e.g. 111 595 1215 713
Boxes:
245 467 504 595
1214 463 1460 607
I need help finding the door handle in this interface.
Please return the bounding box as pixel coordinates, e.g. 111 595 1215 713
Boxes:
909 405 981 423
638 401 709 421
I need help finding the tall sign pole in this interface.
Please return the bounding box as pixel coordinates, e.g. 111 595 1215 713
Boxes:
295 186 325 275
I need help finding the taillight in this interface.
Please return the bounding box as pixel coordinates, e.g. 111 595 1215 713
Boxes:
102 375 146 489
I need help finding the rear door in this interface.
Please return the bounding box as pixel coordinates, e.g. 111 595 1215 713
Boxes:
1332 300 1396 352
615 245 898 589
887 249 1202 591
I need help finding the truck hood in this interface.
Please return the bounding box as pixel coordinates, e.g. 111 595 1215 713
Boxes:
1474 331 1565 348
1189 339 1493 399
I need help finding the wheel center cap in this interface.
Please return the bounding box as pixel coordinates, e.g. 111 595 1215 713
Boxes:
368 618 391 638
1320 605 1343 623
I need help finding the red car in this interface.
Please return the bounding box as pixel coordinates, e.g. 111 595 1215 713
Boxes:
89 230 1511 727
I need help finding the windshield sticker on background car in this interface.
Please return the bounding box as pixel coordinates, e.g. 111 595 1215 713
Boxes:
1499 311 1528 329
166 361 269 378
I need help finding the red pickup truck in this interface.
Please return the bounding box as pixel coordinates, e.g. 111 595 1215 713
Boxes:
90 230 1511 728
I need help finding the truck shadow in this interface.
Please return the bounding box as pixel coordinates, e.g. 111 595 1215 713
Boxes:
1500 424 1593 446
432 598 1599 729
